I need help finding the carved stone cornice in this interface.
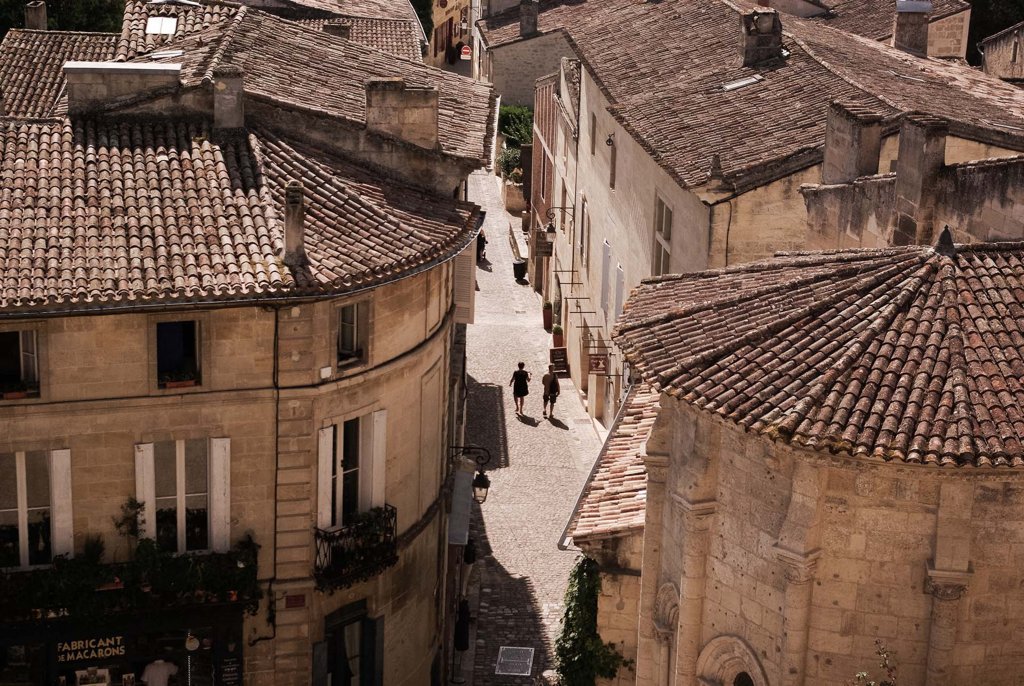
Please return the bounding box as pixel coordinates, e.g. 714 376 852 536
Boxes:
644 452 670 483
670 491 717 518
925 562 972 601
773 544 821 585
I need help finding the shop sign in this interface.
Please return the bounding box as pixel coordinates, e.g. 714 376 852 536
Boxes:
533 232 553 257
56 636 126 664
588 354 609 374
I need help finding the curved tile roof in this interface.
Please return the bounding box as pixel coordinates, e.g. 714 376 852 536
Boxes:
117 0 239 61
294 16 422 61
0 30 117 117
615 238 1024 468
0 117 479 313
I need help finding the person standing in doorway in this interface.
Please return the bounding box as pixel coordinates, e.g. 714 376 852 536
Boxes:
542 365 560 418
509 362 531 415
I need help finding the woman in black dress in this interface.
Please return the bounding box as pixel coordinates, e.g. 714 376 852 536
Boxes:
509 362 531 415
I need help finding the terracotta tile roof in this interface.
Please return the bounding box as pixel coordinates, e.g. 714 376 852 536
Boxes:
160 8 494 162
480 0 1024 190
282 0 421 23
0 117 479 313
0 30 117 117
614 238 1024 468
295 16 422 60
566 384 659 542
816 0 969 42
117 0 240 61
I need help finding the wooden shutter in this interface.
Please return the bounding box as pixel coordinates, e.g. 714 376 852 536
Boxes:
317 427 334 529
134 443 155 539
614 265 625 322
364 615 385 686
371 410 387 508
50 449 73 557
601 241 611 314
453 243 476 324
209 438 231 552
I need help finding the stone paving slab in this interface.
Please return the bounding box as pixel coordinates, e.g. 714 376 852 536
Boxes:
460 171 601 684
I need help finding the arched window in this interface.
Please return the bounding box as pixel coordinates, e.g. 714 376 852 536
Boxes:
734 673 755 686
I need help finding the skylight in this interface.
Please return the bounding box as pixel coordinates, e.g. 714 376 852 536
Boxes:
145 16 178 35
149 49 184 58
722 75 764 92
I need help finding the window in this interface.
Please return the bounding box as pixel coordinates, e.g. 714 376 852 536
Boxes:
614 264 625 322
559 184 568 231
0 331 38 397
145 16 177 35
135 438 230 553
337 302 369 366
601 241 611 314
322 601 384 686
578 199 590 268
653 196 673 276
590 112 597 156
609 138 617 189
317 411 387 530
156 321 199 388
0 450 72 568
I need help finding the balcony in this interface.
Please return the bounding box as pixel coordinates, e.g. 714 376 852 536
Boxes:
314 505 399 591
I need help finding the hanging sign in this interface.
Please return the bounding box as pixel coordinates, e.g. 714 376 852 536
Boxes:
588 354 609 374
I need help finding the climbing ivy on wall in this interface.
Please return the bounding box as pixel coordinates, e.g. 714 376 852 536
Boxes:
555 556 632 686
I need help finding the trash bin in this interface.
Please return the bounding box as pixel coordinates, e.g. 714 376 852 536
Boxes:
512 258 528 281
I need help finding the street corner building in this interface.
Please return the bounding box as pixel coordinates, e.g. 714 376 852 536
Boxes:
0 1 496 685
569 233 1024 685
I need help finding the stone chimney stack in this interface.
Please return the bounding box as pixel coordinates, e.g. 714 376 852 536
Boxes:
822 101 883 184
893 114 947 245
213 64 244 130
364 77 439 150
892 0 932 57
24 1 46 30
520 0 539 38
283 181 307 268
323 20 352 39
740 9 783 67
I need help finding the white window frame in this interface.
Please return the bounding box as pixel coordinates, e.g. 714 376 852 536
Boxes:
317 410 387 530
653 195 673 276
134 438 230 553
145 16 178 36
0 449 72 568
337 301 370 367
614 264 625 322
0 330 39 395
579 198 590 269
601 241 612 314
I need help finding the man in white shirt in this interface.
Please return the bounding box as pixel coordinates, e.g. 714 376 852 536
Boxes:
140 659 178 686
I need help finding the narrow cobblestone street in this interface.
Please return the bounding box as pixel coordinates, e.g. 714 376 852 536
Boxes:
460 171 602 683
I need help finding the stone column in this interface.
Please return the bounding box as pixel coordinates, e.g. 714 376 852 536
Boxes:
635 453 670 686
673 494 717 686
924 565 970 682
774 547 821 686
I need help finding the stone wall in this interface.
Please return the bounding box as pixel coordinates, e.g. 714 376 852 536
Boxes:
926 9 970 59
488 31 572 106
982 24 1024 81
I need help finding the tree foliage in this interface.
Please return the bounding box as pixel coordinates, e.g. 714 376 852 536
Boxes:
410 0 432 40
849 640 898 686
0 0 123 40
555 556 631 686
499 104 534 148
966 0 1024 65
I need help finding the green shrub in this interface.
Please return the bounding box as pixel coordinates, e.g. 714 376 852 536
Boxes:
497 146 521 179
555 556 631 685
499 105 534 148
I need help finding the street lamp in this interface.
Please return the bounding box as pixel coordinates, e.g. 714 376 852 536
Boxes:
472 470 491 504
449 445 493 504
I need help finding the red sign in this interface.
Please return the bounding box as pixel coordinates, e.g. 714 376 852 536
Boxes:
460 45 472 60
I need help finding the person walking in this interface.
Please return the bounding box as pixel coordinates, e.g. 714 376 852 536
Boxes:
541 365 560 418
509 362 531 415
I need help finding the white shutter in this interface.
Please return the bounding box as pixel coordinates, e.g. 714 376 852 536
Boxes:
453 243 476 324
601 241 611 314
316 427 334 529
134 443 155 539
371 409 387 508
209 438 231 552
50 449 73 557
614 265 625 322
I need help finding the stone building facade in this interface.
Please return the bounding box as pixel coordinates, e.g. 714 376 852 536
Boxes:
609 240 1024 685
980 19 1024 83
529 0 1024 428
0 5 493 685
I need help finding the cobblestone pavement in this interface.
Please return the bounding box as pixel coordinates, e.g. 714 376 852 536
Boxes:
461 171 602 683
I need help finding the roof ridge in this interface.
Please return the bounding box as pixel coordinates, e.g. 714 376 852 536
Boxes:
6 28 120 37
201 4 249 84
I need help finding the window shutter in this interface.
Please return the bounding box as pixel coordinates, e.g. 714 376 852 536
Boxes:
365 615 385 686
371 410 387 508
601 241 611 313
614 265 625 322
50 449 73 557
134 443 155 539
209 438 231 552
317 427 334 529
453 243 476 324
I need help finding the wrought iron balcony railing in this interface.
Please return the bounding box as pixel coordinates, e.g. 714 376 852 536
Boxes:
314 505 398 591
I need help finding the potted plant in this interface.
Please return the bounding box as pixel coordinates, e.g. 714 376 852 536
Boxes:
543 301 553 330
552 325 564 348
1 382 29 400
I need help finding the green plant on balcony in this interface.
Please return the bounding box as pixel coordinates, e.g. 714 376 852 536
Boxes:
315 505 399 592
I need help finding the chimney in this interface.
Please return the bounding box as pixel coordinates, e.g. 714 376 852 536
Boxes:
283 181 307 268
24 1 46 30
821 101 883 184
520 0 539 38
740 9 783 67
892 0 932 57
322 20 352 40
364 77 439 150
213 63 244 130
63 61 181 113
893 113 947 245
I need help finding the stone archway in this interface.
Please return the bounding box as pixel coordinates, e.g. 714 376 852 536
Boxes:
695 635 770 686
